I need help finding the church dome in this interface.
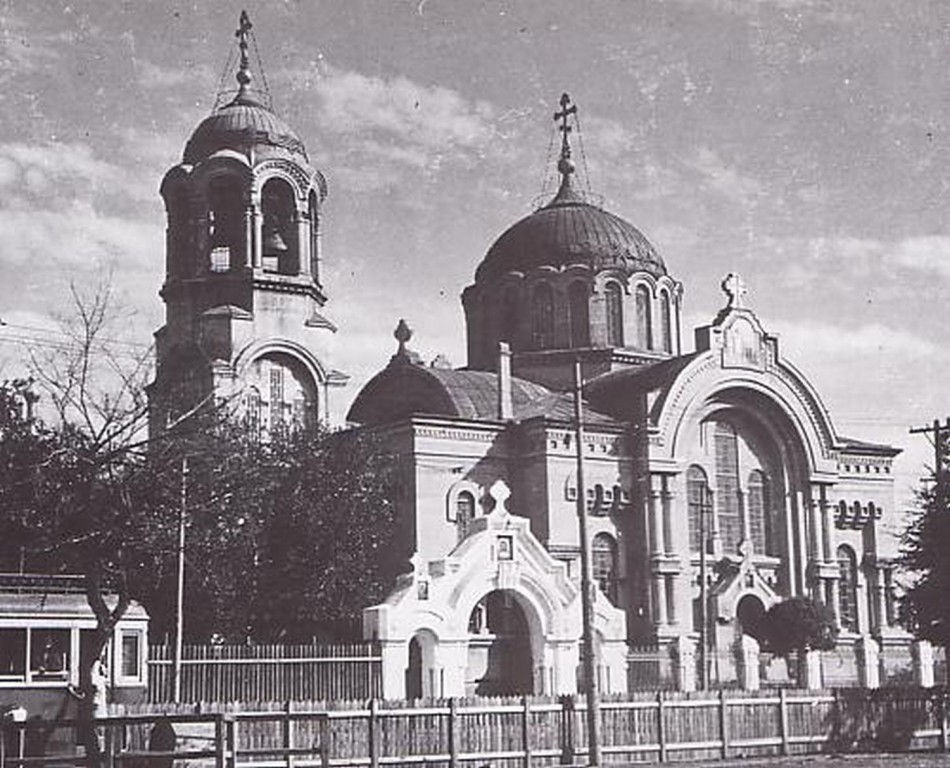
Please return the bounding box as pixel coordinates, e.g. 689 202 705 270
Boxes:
183 95 308 165
475 175 665 283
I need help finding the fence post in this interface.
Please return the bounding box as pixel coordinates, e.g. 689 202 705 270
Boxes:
319 715 331 768
656 691 666 763
940 690 949 752
369 699 380 768
103 720 115 768
521 696 532 768
559 695 575 765
225 715 237 768
448 698 459 768
214 714 226 768
778 688 789 756
283 701 295 768
719 689 729 759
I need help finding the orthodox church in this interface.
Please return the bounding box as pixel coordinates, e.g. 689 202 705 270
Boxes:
150 16 924 699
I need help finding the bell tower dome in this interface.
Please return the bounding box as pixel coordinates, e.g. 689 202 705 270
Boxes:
148 11 348 437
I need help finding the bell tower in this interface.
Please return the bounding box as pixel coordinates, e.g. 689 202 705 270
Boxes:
148 12 348 438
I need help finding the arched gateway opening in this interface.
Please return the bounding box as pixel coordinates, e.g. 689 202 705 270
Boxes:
466 590 533 696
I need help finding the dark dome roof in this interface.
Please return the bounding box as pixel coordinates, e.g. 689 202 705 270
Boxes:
475 179 665 283
183 95 308 165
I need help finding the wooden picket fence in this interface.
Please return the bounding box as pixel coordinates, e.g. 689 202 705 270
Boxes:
92 688 950 768
147 644 383 703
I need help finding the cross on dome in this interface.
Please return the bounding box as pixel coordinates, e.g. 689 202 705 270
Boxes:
722 272 748 309
553 93 578 178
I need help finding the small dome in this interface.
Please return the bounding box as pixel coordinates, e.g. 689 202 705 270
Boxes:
475 179 665 283
183 95 308 165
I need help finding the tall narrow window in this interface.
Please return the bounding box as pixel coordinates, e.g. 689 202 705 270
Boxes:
567 281 590 348
309 190 320 283
635 285 652 349
837 545 858 632
269 366 284 431
531 283 554 349
605 282 624 346
714 422 741 553
659 291 672 353
592 533 618 604
208 175 243 271
686 465 709 553
456 491 476 542
747 470 768 554
245 386 261 439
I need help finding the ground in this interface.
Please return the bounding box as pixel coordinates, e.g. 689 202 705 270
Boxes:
672 754 950 768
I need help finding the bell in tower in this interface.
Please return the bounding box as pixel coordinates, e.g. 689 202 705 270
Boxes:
149 11 348 437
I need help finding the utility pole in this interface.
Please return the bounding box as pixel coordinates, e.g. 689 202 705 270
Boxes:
172 455 188 704
572 359 601 767
909 418 950 502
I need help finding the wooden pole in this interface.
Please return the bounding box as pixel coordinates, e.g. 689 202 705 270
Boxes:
172 455 188 704
573 359 601 767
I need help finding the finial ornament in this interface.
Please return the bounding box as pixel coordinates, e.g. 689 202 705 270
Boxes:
394 318 413 351
235 10 253 96
553 92 578 177
722 272 748 309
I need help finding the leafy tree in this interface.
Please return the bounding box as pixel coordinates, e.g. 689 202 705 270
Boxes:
764 596 839 655
899 482 950 645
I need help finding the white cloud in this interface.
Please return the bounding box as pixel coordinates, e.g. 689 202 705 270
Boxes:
688 146 765 207
890 235 950 280
315 67 496 151
0 141 154 205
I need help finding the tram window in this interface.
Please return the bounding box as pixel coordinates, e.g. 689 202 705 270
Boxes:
0 629 26 679
121 631 142 680
29 629 70 680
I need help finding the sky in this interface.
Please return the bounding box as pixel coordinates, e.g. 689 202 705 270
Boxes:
0 0 947 518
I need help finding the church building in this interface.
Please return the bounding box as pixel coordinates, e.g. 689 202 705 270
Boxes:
348 96 918 698
150 17 923 699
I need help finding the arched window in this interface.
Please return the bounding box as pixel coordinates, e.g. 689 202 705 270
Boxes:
261 178 298 275
592 533 618 604
837 545 859 632
605 282 624 346
567 281 590 348
456 491 476 542
747 470 768 554
501 287 520 344
531 283 554 349
686 465 710 553
635 284 652 349
308 190 320 283
659 290 672 353
208 175 243 272
714 422 741 553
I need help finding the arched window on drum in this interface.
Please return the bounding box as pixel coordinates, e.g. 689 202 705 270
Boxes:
659 290 672 353
837 545 859 632
531 283 555 350
634 284 652 350
592 533 619 604
605 282 624 347
686 465 710 553
567 281 590 348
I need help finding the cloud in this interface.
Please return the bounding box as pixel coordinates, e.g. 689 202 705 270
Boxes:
0 12 61 82
314 67 496 150
890 235 950 280
0 141 154 207
687 147 765 207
